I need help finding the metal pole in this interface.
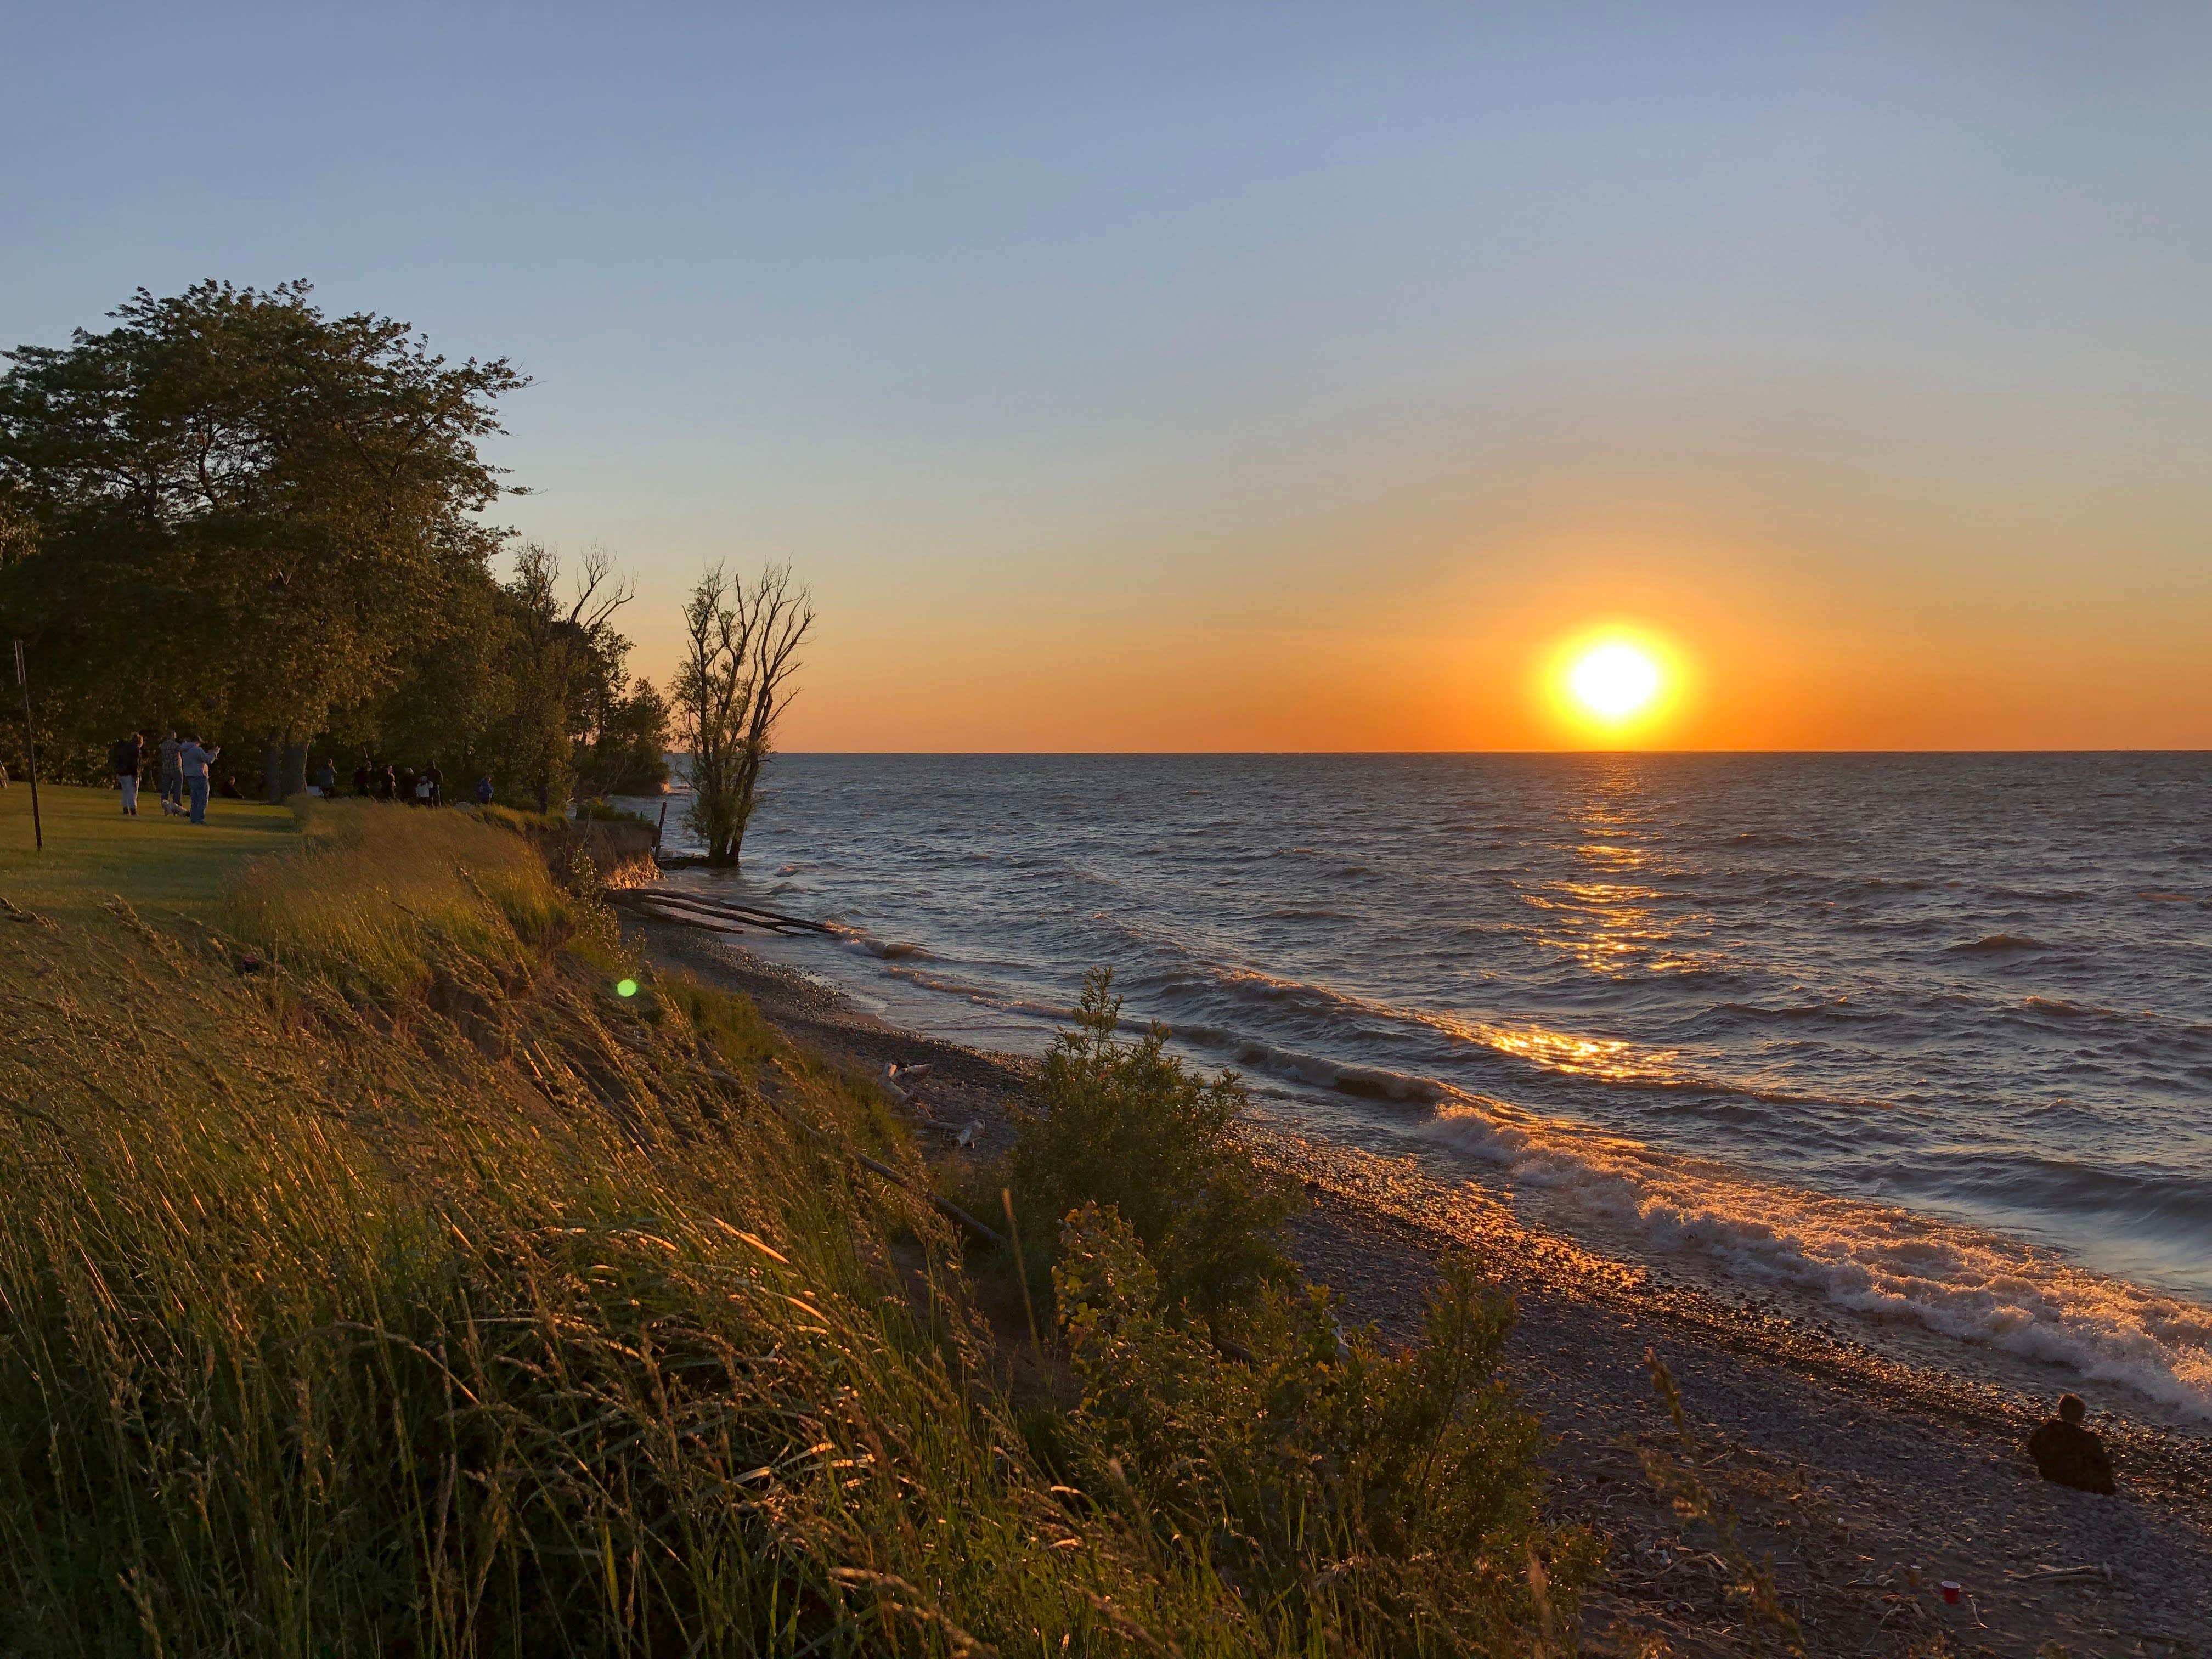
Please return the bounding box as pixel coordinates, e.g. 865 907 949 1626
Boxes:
13 641 41 851
655 798 668 854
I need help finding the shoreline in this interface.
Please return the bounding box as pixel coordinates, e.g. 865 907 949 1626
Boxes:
634 911 2212 1658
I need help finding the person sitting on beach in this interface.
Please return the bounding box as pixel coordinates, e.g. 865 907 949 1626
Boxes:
2027 1394 2115 1493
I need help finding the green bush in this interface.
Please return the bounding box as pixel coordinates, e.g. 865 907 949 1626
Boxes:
1009 970 1295 1323
1054 1203 1592 1656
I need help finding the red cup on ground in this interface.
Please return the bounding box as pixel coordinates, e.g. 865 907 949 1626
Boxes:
1940 1581 1961 1604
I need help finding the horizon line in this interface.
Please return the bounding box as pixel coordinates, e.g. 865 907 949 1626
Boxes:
761 748 2212 758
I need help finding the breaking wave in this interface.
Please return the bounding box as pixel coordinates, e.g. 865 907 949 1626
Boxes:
1423 1099 2212 1420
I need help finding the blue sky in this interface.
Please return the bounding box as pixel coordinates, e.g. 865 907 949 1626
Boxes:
8 4 2211 746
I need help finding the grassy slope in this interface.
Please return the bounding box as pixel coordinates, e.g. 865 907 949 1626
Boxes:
0 800 1579 1657
0 802 1242 1656
0 780 295 922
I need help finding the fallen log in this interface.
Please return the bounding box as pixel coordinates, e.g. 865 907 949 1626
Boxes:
632 899 792 936
617 888 833 935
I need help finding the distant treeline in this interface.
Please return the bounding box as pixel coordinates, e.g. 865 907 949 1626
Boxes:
0 280 667 806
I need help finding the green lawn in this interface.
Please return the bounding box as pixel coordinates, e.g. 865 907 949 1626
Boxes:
0 781 296 923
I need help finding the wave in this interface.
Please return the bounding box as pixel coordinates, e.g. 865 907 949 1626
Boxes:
1948 934 2055 954
1421 1099 2212 1419
1145 962 1892 1115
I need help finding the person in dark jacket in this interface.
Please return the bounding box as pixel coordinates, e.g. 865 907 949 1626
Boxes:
421 760 444 806
397 765 419 805
157 729 185 814
474 775 494 806
353 760 373 797
2027 1394 2115 1493
111 733 145 815
313 757 338 796
376 764 397 801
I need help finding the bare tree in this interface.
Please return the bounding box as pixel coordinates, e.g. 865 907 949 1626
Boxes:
674 563 812 867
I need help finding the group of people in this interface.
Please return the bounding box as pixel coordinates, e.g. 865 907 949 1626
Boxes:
109 730 224 824
352 758 445 805
342 759 493 806
106 733 496 821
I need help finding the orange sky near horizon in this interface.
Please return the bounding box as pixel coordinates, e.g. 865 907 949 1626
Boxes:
736 474 2212 754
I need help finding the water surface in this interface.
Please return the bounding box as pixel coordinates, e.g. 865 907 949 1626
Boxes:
632 754 2212 1416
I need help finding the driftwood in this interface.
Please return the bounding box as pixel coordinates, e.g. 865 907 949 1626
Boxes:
616 888 833 936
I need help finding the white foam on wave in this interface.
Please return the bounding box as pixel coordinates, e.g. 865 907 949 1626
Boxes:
1424 1098 2212 1421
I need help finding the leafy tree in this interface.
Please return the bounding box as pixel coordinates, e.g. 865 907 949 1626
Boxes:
343 545 667 810
673 563 811 866
0 280 523 793
575 676 671 798
496 543 634 811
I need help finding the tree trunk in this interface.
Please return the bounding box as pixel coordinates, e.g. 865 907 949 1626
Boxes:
263 740 310 801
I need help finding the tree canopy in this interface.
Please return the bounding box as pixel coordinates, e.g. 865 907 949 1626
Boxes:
0 281 669 803
1 281 515 751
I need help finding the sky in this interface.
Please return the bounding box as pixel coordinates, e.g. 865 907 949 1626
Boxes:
6 3 2210 749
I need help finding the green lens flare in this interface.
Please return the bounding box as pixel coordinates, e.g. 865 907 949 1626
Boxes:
616 978 639 998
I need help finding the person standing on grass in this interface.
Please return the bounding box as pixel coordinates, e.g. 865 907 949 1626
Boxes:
110 732 145 815
179 734 219 826
377 763 397 801
157 729 185 814
422 759 443 806
475 774 494 806
353 758 372 797
397 764 419 806
314 756 338 797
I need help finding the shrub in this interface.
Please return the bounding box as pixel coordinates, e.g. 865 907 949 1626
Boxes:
1009 970 1295 1323
1054 1203 1592 1655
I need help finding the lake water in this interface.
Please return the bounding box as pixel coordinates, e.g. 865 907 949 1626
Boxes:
629 753 2212 1419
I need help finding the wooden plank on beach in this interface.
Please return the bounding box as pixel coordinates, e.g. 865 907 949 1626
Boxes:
618 888 833 935
633 891 812 932
631 900 789 936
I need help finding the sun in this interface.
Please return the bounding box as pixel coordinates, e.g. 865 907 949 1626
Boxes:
1567 642 1663 721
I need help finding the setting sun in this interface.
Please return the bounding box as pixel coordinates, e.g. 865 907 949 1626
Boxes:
1537 627 1687 742
1568 643 1662 720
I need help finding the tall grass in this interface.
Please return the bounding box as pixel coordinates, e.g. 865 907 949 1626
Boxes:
221 798 571 994
0 815 1239 1655
0 803 1578 1655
